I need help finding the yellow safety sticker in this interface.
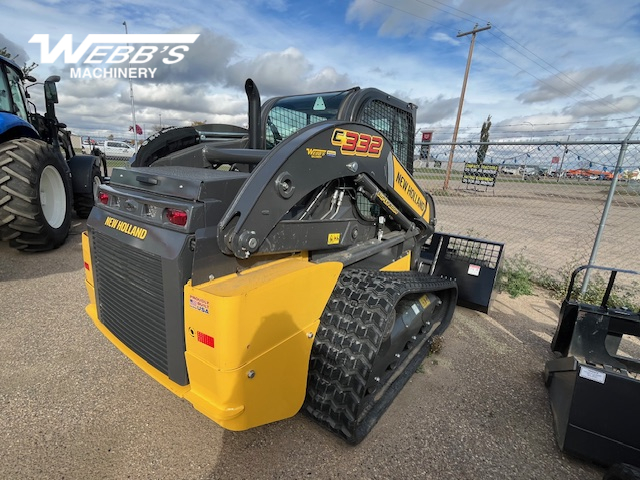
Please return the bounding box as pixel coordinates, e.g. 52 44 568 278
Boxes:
419 294 431 309
327 233 341 245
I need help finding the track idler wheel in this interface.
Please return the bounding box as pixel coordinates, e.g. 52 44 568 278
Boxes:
304 268 457 444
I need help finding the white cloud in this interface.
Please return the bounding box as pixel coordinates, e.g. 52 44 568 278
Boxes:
563 95 640 118
431 32 459 46
225 47 353 96
1 0 638 141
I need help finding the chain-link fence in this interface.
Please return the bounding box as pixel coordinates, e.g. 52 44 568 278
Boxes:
101 137 640 285
414 140 640 284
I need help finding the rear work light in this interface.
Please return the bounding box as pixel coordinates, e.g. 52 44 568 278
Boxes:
165 208 188 226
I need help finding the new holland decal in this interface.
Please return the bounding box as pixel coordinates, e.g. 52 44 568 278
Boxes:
391 157 428 219
331 128 383 158
104 216 148 239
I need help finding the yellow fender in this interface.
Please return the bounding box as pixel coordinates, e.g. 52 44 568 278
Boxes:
183 256 342 430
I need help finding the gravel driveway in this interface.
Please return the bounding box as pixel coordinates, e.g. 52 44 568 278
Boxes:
0 218 604 480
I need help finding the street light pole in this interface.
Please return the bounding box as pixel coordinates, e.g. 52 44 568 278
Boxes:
123 21 138 152
443 23 491 190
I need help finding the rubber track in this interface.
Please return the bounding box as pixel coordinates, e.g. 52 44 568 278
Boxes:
131 126 200 167
604 464 640 480
0 138 71 251
304 268 457 444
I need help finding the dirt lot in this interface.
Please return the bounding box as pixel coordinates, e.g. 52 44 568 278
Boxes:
418 175 640 280
0 217 608 480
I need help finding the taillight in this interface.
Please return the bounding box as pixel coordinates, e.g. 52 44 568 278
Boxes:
165 208 188 226
98 192 109 205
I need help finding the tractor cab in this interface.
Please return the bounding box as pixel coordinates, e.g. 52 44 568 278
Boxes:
0 56 34 138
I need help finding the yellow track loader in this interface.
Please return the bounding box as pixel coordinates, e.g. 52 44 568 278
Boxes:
82 80 458 444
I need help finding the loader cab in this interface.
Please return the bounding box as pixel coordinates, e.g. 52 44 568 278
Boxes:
261 87 417 173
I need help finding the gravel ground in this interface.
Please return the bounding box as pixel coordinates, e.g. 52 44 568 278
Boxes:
0 218 605 480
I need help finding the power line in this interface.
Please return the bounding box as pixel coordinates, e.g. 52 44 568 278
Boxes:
370 0 631 117
413 1 627 115
486 27 625 114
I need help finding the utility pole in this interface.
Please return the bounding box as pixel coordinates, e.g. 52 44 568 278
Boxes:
443 23 491 190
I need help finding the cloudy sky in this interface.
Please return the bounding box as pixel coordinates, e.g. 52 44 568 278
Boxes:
2 0 639 143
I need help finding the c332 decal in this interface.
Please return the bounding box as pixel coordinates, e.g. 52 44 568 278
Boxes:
331 128 384 158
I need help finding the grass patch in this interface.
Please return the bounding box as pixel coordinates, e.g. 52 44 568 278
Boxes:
570 272 640 310
498 253 535 297
498 252 640 309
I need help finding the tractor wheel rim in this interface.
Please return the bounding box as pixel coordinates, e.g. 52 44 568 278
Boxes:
92 175 102 203
40 165 66 228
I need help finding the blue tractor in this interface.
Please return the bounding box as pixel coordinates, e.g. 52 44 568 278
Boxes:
0 55 104 252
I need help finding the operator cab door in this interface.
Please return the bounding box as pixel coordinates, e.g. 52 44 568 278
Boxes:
0 61 29 121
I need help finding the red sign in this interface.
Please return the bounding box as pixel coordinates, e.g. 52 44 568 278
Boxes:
421 131 433 142
551 156 560 164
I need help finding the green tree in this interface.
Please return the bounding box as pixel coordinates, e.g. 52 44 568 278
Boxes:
476 115 491 165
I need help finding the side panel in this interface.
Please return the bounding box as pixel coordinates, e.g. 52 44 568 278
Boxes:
183 257 343 430
380 251 411 271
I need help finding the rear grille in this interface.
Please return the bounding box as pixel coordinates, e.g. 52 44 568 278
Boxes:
92 231 168 375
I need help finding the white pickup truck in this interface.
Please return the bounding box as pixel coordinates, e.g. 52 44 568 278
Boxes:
85 140 136 160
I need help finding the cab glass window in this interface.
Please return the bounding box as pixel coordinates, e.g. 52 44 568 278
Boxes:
264 91 351 148
0 68 11 113
6 66 28 121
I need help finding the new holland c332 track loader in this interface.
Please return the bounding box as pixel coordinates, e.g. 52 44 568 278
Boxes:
82 79 458 444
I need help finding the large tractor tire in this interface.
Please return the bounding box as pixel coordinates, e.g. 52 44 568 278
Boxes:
0 138 72 252
73 162 102 219
304 269 457 444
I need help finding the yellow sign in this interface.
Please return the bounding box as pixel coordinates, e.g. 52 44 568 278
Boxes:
419 294 431 309
104 216 148 240
327 233 341 245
